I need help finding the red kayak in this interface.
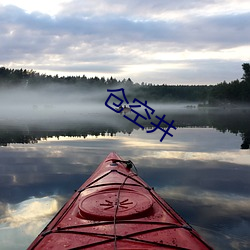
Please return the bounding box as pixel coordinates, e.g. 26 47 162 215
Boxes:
28 152 213 249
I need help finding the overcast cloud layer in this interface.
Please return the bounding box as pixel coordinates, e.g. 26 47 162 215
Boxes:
0 0 250 84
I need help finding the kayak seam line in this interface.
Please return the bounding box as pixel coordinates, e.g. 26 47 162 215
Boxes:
56 220 181 230
78 169 151 193
148 189 186 225
27 154 213 250
55 225 191 250
147 190 213 249
29 190 82 249
54 225 192 235
81 182 142 190
40 192 82 238
39 170 146 241
82 170 114 189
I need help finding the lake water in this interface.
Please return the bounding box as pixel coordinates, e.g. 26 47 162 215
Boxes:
0 106 250 249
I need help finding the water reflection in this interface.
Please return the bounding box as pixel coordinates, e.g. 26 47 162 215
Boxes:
0 109 250 249
0 108 250 149
1 196 59 228
0 196 62 250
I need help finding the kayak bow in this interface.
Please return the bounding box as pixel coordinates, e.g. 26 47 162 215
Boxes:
28 152 213 249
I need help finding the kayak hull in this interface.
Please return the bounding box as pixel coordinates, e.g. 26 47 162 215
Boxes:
28 152 213 249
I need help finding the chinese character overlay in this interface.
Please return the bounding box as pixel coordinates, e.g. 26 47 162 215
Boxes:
146 115 177 142
105 88 129 113
105 88 177 142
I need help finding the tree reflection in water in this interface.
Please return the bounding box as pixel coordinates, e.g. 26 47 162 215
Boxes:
0 108 249 149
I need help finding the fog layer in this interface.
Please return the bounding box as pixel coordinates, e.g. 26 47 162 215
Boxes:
0 86 109 123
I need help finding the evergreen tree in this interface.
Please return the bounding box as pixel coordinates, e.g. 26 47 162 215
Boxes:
242 63 250 83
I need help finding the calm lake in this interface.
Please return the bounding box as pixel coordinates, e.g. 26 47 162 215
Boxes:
0 105 250 249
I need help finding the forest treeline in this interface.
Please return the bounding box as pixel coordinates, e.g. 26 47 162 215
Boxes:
0 63 249 104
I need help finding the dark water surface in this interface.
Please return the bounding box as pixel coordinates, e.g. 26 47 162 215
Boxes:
0 107 250 249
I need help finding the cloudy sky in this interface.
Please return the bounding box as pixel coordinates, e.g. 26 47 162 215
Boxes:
0 0 250 85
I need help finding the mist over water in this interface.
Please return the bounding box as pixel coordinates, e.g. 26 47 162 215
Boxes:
0 85 109 123
0 84 249 148
0 85 198 126
0 85 250 249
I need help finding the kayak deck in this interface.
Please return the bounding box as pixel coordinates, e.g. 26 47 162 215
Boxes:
28 152 213 249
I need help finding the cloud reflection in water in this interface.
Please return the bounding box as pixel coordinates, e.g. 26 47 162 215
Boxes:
0 196 61 250
0 127 249 249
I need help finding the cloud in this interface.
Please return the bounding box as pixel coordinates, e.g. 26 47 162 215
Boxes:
58 0 244 19
0 196 61 249
0 196 59 229
0 1 250 84
157 186 250 216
